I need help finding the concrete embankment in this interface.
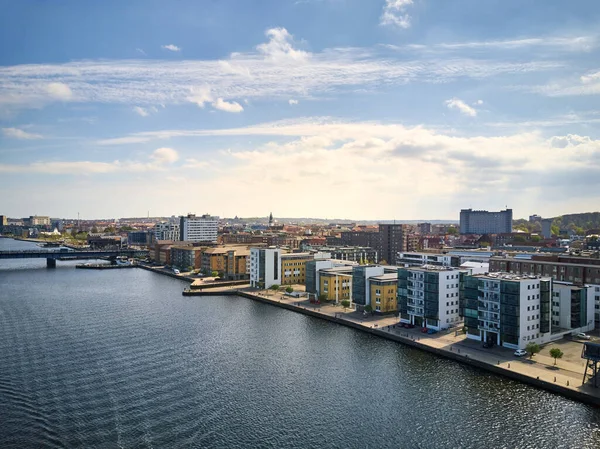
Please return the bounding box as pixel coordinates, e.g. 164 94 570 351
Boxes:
228 290 600 408
136 264 195 282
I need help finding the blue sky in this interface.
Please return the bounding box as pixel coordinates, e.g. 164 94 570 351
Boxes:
1 0 599 220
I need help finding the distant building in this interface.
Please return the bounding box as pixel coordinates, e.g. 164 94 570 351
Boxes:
0 215 7 226
249 247 282 288
171 245 203 270
179 214 218 243
529 214 542 223
459 208 512 235
541 219 553 239
128 230 152 246
418 223 432 234
397 266 464 330
340 231 379 248
378 224 415 265
154 221 180 241
396 252 460 268
28 215 51 226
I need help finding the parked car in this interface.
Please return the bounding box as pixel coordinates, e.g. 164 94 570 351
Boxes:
173 269 180 274
514 349 527 357
575 333 591 340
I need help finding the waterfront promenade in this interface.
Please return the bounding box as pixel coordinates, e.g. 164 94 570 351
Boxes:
186 283 600 406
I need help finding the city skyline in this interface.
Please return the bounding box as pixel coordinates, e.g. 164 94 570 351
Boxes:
1 0 600 219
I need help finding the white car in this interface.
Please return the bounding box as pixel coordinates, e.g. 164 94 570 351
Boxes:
576 333 591 340
514 349 528 357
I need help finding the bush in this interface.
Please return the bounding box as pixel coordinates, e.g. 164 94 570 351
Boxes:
285 286 294 294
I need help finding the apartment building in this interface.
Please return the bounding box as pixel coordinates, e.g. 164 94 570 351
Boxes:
369 274 398 313
179 214 219 243
319 266 353 302
397 266 464 330
171 245 203 270
249 247 282 288
396 252 460 268
305 258 357 294
459 208 513 235
280 252 312 286
352 265 385 307
154 221 180 241
378 224 416 264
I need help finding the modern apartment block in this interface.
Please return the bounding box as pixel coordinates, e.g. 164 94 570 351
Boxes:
179 214 219 243
171 245 204 270
352 265 385 307
305 258 358 294
462 273 551 349
319 266 354 302
396 252 460 268
397 266 464 330
459 208 513 235
280 252 313 286
378 224 415 265
552 282 596 332
249 247 282 288
154 221 180 241
369 273 398 313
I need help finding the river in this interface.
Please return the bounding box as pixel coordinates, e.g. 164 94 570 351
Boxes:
1 238 599 448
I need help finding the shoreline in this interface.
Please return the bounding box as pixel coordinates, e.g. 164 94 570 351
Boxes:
188 287 600 408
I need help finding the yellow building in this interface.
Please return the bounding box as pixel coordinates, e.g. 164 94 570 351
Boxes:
369 274 398 313
224 248 250 280
201 246 250 278
318 267 353 302
280 252 313 285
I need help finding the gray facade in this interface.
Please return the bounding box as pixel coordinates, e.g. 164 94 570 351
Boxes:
459 209 513 235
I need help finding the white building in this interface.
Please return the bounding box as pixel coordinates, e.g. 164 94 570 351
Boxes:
463 273 595 350
154 221 180 241
396 252 459 268
249 247 282 289
179 214 218 243
397 266 464 330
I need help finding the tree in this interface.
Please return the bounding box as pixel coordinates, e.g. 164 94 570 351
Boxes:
270 284 280 294
526 342 541 359
211 271 219 278
285 286 294 294
341 300 350 310
364 304 373 313
318 293 327 302
447 227 458 235
549 347 564 366
104 226 116 234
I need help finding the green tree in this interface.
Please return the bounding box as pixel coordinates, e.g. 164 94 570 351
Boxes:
211 271 219 277
549 347 564 366
104 226 116 234
526 342 541 359
270 284 280 294
341 300 350 310
531 235 541 243
285 286 294 294
447 227 458 235
318 293 327 302
364 304 373 313
551 225 560 237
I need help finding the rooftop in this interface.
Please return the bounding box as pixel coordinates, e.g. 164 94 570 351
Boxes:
472 272 551 281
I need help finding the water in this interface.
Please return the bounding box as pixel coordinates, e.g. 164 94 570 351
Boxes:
1 237 600 448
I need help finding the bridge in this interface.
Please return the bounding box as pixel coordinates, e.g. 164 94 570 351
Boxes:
0 249 149 268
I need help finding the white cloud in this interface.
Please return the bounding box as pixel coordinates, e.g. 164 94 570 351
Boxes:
161 44 181 52
0 147 180 174
46 82 73 100
135 48 146 56
474 99 483 105
549 134 594 148
188 86 213 108
2 127 43 139
133 106 149 117
212 98 244 113
445 98 477 117
0 28 562 110
255 27 309 62
289 99 299 105
150 147 179 164
380 0 414 29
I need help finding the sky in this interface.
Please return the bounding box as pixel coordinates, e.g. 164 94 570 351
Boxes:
1 0 599 221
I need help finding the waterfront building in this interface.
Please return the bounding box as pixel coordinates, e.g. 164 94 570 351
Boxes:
462 273 595 349
171 245 204 270
305 258 357 294
459 208 513 235
154 221 180 241
224 248 250 280
352 265 385 307
28 215 51 226
128 230 152 246
462 273 550 349
396 252 460 268
280 252 313 286
152 240 176 264
397 266 464 330
369 273 398 313
319 266 353 302
249 247 282 288
179 214 219 243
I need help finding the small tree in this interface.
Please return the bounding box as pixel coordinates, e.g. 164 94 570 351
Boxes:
211 271 219 278
549 347 564 366
285 286 294 294
364 304 373 313
341 300 350 310
270 284 280 295
318 293 327 302
526 342 541 359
